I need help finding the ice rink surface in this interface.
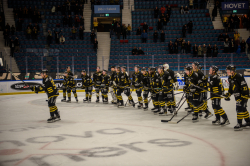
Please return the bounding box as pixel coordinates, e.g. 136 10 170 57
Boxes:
0 92 250 166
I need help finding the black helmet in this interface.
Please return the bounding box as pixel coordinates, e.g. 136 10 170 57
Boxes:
111 66 115 69
199 65 202 69
226 64 236 71
134 65 140 68
211 65 219 73
158 65 164 70
193 61 200 67
41 69 48 74
141 67 146 71
150 67 156 71
185 65 193 71
121 66 126 70
82 69 86 72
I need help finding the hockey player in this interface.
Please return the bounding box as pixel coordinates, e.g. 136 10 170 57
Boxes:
114 66 124 107
121 66 135 106
93 66 102 103
141 67 150 110
224 65 250 130
109 66 117 104
132 65 143 108
163 63 177 113
101 70 110 103
81 70 93 102
209 65 230 125
31 69 60 123
61 66 73 102
150 67 161 113
64 71 78 103
157 66 173 115
183 65 194 112
184 65 209 122
192 62 213 119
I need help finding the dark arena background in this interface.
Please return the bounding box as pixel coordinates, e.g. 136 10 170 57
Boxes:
0 0 250 166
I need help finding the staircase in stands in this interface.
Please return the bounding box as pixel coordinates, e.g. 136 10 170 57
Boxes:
122 0 134 27
208 0 224 29
97 32 110 70
1 0 20 72
83 1 92 32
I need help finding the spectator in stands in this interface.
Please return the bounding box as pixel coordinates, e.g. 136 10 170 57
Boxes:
213 44 218 57
229 19 234 32
234 15 240 29
187 21 193 34
224 39 229 53
122 24 127 39
79 5 83 16
186 41 191 53
26 27 32 39
193 44 198 57
246 36 250 52
60 35 65 44
168 41 174 54
23 7 28 18
72 26 77 39
53 28 62 44
90 30 96 43
116 24 121 39
132 46 138 55
136 27 142 35
3 29 9 47
157 19 162 31
127 24 131 35
14 37 20 53
94 38 98 52
217 33 224 41
174 42 178 54
75 15 80 27
212 7 217 21
207 44 212 57
153 30 158 43
184 6 189 14
189 0 194 9
56 5 61 14
181 40 186 53
160 14 165 23
224 33 229 41
17 19 23 31
229 39 235 53
154 7 159 18
10 25 15 35
93 19 98 32
202 44 207 55
9 39 15 57
5 23 10 31
182 24 187 38
160 6 166 15
224 21 229 33
240 39 246 53
198 45 202 57
234 31 240 42
79 26 84 40
137 47 145 55
47 30 52 47
34 23 40 33
180 6 184 14
68 15 73 27
161 30 165 42
143 22 148 33
51 6 56 15
32 27 38 40
63 16 68 27
27 23 32 30
223 15 228 27
236 44 241 56
141 30 148 43
80 17 84 28
167 6 171 16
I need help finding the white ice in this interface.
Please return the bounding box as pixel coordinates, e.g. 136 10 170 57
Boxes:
0 92 250 166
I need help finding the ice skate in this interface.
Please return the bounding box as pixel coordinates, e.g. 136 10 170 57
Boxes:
192 115 199 122
117 102 124 108
143 106 148 111
212 118 220 125
96 98 99 103
159 108 167 116
220 119 230 126
61 98 66 102
234 123 243 131
242 122 250 128
47 117 56 123
137 103 143 109
153 108 160 115
83 98 88 102
204 112 213 119
66 99 71 103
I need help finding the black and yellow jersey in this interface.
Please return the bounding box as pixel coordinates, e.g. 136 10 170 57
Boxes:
166 69 177 84
184 70 202 94
33 76 59 99
151 72 161 93
142 71 150 88
118 72 130 87
93 71 102 86
209 74 224 99
228 73 250 100
132 71 143 88
102 74 110 87
81 74 93 87
160 71 173 92
65 75 76 88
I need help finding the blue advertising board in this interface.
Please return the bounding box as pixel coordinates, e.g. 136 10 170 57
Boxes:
94 5 120 13
221 1 249 10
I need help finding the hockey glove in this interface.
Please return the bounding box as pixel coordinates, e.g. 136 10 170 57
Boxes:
224 93 231 101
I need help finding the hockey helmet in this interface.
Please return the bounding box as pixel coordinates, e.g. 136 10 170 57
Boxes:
41 69 48 74
134 65 140 68
185 65 193 71
141 67 146 71
163 63 169 70
111 66 115 69
121 66 127 70
192 61 200 67
226 64 236 71
210 65 218 73
82 69 86 72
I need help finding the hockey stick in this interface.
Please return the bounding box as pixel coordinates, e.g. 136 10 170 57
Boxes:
175 92 186 108
9 70 30 87
167 97 212 124
161 98 187 122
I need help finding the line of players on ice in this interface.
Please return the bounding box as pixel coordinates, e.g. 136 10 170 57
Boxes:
59 63 250 131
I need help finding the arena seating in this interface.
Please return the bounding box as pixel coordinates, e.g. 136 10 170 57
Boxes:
109 2 250 70
9 0 97 73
